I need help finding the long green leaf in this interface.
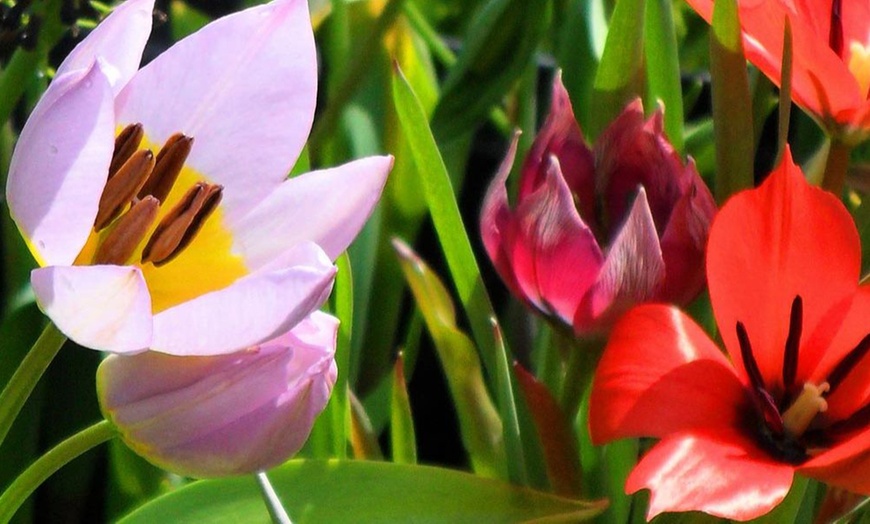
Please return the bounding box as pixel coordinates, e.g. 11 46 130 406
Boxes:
389 354 417 465
644 0 684 150
119 460 606 524
393 239 505 478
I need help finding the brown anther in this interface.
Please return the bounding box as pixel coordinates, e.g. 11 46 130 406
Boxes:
94 196 159 265
137 133 194 203
109 123 144 178
95 149 155 230
141 183 223 266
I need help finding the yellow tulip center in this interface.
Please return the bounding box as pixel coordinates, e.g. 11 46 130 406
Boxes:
848 41 870 99
76 124 247 313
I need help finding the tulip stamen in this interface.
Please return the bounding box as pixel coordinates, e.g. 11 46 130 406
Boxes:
782 382 830 437
95 149 155 230
141 182 223 266
137 133 194 203
94 196 159 265
110 123 144 178
825 333 870 393
782 296 803 393
736 321 766 391
829 0 844 58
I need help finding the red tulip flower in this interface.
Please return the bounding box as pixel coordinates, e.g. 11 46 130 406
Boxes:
685 0 870 141
481 76 716 334
590 150 870 521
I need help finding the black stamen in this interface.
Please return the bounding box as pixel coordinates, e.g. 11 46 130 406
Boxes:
830 0 844 58
782 296 803 392
737 321 766 391
826 334 870 393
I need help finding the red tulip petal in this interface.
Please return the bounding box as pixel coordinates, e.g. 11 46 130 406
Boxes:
628 430 794 522
658 161 717 305
518 74 596 227
707 149 860 392
574 189 664 332
814 287 870 421
801 423 870 493
508 156 604 324
589 305 747 444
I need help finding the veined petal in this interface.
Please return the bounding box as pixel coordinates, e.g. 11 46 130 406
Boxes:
518 74 596 224
115 0 317 223
708 149 860 390
31 265 152 353
55 0 154 94
509 156 603 324
590 305 745 444
574 188 664 332
628 431 794 522
99 311 338 478
481 132 525 302
7 64 114 267
151 242 336 356
234 155 392 267
658 165 716 305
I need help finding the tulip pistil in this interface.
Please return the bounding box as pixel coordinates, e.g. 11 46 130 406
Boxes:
782 382 829 438
848 42 870 99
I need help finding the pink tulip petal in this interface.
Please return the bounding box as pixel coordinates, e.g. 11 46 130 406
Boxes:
234 156 392 266
590 305 745 444
508 156 603 324
31 264 152 353
7 64 114 266
708 149 859 392
151 242 336 356
629 430 794 522
518 74 596 225
574 188 664 332
658 163 716 304
99 311 338 477
115 0 317 223
55 0 154 94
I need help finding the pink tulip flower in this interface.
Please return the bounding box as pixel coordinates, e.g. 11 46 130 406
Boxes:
6 0 391 355
481 76 715 334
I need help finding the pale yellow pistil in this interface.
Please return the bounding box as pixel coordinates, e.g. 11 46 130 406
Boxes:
848 41 870 99
781 382 830 438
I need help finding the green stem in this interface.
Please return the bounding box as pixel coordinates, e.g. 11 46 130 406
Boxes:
0 322 66 447
821 139 852 196
557 333 602 423
0 420 115 523
256 472 293 524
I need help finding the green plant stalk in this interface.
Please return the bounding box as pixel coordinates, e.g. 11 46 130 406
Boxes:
0 419 116 523
0 322 66 447
255 472 293 524
557 333 602 423
821 139 852 195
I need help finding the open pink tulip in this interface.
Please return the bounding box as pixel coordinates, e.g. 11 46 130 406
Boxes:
6 0 391 355
98 311 338 478
481 76 716 334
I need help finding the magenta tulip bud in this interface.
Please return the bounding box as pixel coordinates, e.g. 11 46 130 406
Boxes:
481 75 716 335
97 311 338 478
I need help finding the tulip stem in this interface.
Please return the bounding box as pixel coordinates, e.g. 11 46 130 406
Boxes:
0 322 66 447
821 140 852 196
256 472 293 524
557 333 603 423
0 419 115 524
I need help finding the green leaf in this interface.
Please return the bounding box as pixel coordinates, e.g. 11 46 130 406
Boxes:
590 0 646 138
429 0 551 141
118 460 606 523
710 0 755 202
391 63 500 378
393 239 505 478
389 354 416 464
169 1 211 41
644 0 684 151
